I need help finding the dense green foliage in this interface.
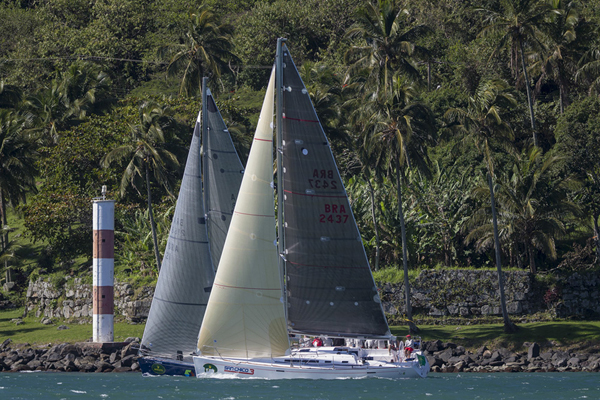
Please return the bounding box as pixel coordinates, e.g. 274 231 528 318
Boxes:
1 0 599 293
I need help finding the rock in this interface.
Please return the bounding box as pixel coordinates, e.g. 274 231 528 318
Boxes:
109 352 119 364
567 357 581 367
490 351 502 362
438 348 454 363
131 362 140 371
41 317 53 325
1 338 12 350
124 337 140 343
120 354 136 367
527 343 540 360
113 366 132 372
57 325 69 330
59 344 80 357
94 360 113 372
482 350 492 359
120 343 137 358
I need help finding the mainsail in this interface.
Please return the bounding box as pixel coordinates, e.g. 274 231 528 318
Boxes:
202 88 245 270
197 68 289 359
141 83 244 361
278 43 390 338
141 111 214 360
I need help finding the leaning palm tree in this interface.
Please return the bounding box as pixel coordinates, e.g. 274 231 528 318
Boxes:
344 0 431 94
160 4 237 97
102 102 181 272
477 0 555 147
444 78 519 333
353 75 436 328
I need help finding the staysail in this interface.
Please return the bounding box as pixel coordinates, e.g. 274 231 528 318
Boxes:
141 110 214 360
202 88 244 270
278 42 390 338
197 68 289 358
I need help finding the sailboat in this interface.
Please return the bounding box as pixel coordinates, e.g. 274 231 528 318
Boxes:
192 39 429 379
139 79 244 376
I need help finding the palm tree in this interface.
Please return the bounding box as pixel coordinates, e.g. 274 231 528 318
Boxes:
102 101 181 272
0 109 38 283
160 5 237 97
468 148 579 274
26 62 113 144
354 75 436 328
531 0 592 114
477 0 555 147
576 45 600 96
444 78 519 333
344 0 431 94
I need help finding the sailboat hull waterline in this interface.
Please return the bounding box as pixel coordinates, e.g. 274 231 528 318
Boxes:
193 39 429 379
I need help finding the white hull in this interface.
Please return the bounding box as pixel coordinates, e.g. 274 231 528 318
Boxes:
193 351 428 379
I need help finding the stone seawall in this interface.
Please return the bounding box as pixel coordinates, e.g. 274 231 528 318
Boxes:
24 270 600 324
380 270 600 323
26 278 154 322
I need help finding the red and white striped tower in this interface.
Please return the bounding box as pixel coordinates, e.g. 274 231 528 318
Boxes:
92 185 115 342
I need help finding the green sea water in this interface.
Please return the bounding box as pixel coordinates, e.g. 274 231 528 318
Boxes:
1 372 598 399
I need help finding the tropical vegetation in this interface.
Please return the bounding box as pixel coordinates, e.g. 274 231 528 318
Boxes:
1 0 599 330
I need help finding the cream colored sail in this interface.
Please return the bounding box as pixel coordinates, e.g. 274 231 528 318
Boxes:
196 68 289 359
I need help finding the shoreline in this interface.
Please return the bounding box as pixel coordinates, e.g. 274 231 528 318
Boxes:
423 340 600 373
1 339 599 373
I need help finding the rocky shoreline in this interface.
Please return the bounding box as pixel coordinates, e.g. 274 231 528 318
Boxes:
423 340 600 373
0 338 142 373
1 338 599 373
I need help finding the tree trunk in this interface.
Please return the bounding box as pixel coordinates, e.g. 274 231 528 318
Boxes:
0 193 11 284
519 41 538 147
528 246 537 274
396 158 415 331
365 175 381 271
146 163 162 272
487 172 518 333
427 62 431 92
593 211 600 264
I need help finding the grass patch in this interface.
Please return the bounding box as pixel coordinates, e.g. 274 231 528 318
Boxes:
0 308 145 345
391 321 600 351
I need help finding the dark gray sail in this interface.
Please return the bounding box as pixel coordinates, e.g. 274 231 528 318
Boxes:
203 89 244 269
279 43 390 338
140 114 214 361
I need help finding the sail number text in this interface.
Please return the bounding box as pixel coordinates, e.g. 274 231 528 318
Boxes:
320 204 349 223
308 169 337 189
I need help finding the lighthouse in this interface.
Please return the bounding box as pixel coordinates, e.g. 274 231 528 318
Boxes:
92 185 115 342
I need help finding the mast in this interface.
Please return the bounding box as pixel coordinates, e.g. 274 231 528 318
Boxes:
201 77 210 244
276 38 288 323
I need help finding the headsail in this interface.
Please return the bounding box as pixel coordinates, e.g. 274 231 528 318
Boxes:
202 87 245 270
197 68 289 358
277 42 390 338
141 110 214 360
